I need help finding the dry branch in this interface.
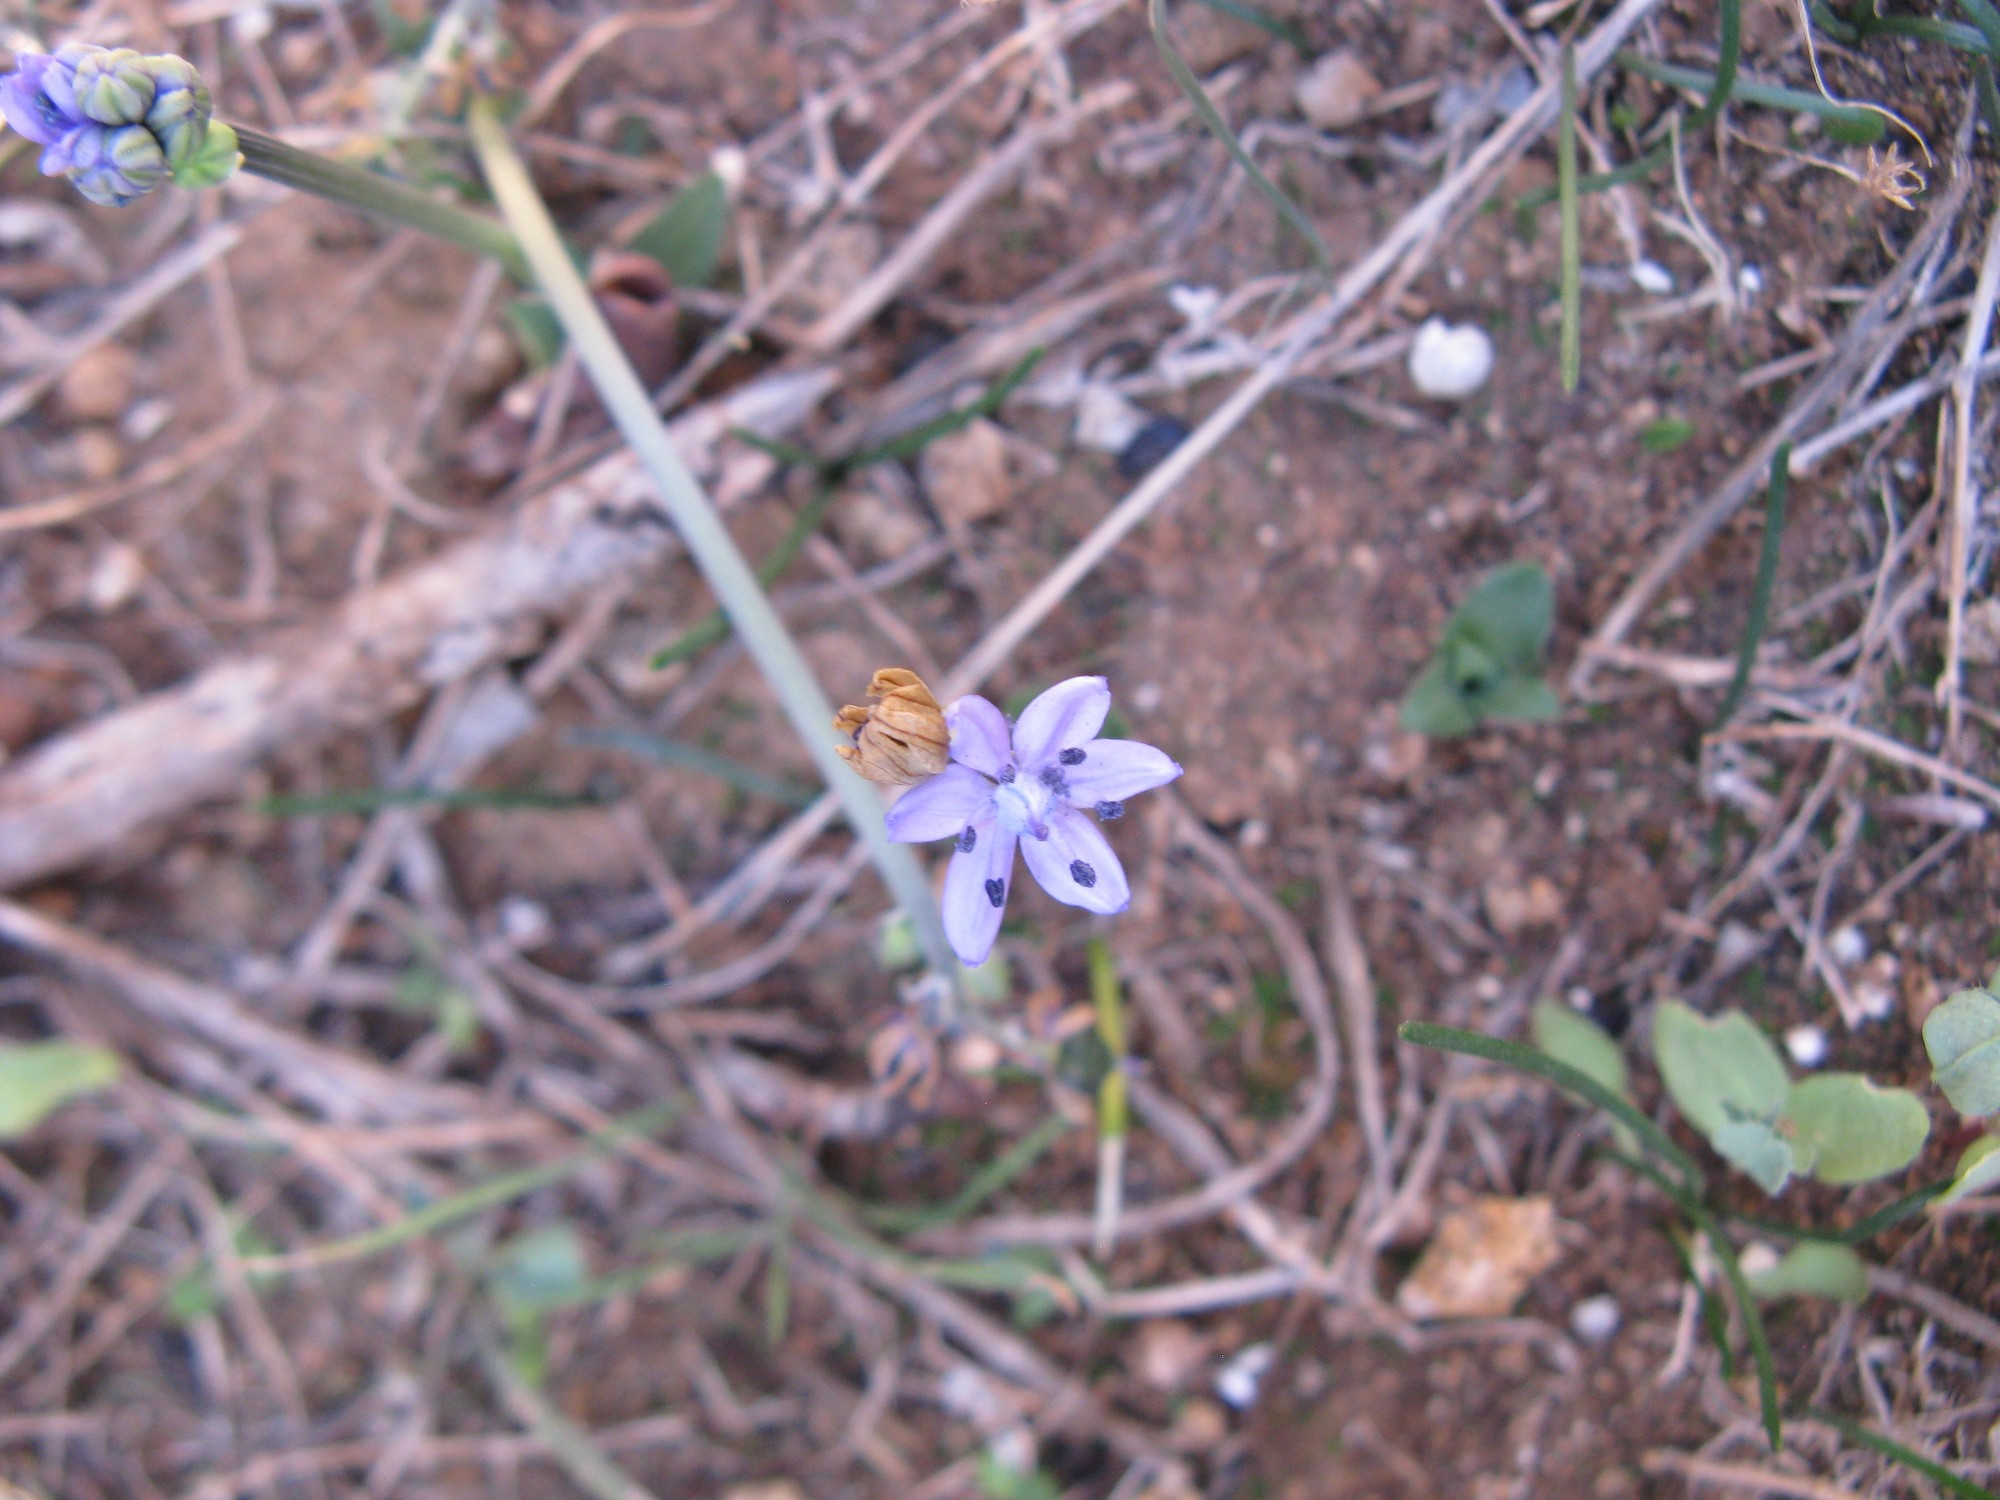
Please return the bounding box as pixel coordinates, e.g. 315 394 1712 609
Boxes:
0 369 833 891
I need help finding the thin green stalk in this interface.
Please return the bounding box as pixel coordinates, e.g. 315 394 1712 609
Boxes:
234 125 529 280
1722 1175 1952 1246
1695 1202 1783 1450
1713 442 1790 729
1615 56 1884 129
241 1103 682 1273
1399 1022 1704 1189
860 1113 1073 1232
1558 43 1582 392
565 729 815 806
1809 1409 1999 1499
1090 937 1129 1259
258 784 606 816
1149 0 1331 277
647 485 839 669
466 101 959 984
1685 0 1743 132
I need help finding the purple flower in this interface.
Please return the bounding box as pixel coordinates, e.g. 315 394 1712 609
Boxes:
1 44 217 206
885 676 1182 967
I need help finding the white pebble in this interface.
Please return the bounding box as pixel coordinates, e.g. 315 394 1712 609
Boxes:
1630 259 1675 295
1826 925 1868 968
1784 1024 1829 1069
1408 318 1494 400
1737 264 1764 297
498 895 554 950
1570 1294 1621 1344
1074 385 1149 453
1214 1342 1274 1411
1738 1242 1782 1277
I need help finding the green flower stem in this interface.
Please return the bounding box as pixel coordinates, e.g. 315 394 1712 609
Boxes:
465 99 958 983
234 123 530 281
1398 1022 1704 1188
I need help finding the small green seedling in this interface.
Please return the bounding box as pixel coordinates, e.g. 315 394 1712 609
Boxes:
1745 1241 1870 1304
0 1040 120 1136
1401 561 1561 737
1654 1001 1929 1195
1922 986 2000 1118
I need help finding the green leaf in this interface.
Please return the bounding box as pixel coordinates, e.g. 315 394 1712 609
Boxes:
1923 988 2000 1117
0 1041 121 1136
1746 1241 1869 1303
1532 1000 1628 1098
1400 658 1480 736
1713 1118 1796 1194
486 1224 592 1317
505 296 565 368
1652 1001 1788 1140
1476 676 1562 723
629 171 727 289
976 1454 1062 1500
173 120 242 189
1779 1073 1930 1185
1940 1134 2000 1204
1639 416 1695 453
1451 561 1555 672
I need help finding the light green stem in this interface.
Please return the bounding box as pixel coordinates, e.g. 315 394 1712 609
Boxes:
465 101 958 982
235 124 530 281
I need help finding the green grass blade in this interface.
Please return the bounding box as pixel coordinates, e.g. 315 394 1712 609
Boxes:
1149 0 1332 276
258 785 608 816
647 484 839 669
1191 0 1310 50
243 1103 683 1273
850 348 1044 468
1702 1215 1783 1449
860 1114 1074 1233
1712 442 1790 729
1617 56 1886 132
1808 1410 1999 1499
1558 44 1582 392
1399 1022 1704 1187
1685 0 1742 132
565 729 817 806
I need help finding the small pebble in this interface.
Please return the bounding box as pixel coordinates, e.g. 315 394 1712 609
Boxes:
1408 318 1494 400
1117 414 1191 478
59 343 136 423
1214 1342 1274 1411
1629 259 1674 295
1294 48 1383 132
498 895 554 950
1737 264 1765 297
1738 1242 1781 1277
1074 385 1149 453
1784 1024 1829 1069
1570 1294 1621 1344
1826 925 1868 968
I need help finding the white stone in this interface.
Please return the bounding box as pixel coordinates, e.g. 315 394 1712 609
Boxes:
1826 925 1869 968
1074 384 1149 453
1570 1294 1621 1344
1630 259 1675 295
1295 50 1382 132
1784 1024 1829 1069
1214 1342 1274 1410
1408 318 1494 400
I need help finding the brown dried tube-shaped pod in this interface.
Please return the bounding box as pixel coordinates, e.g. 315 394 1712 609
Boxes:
834 668 949 786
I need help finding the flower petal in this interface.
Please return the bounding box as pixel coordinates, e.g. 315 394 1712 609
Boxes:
941 818 1017 966
883 763 994 843
946 694 1013 778
1020 805 1130 916
1060 739 1182 806
1011 676 1110 769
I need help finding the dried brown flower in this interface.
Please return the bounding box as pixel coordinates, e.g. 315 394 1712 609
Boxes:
834 667 950 786
1858 145 1923 212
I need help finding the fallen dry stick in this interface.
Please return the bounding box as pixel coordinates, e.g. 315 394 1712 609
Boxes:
0 369 833 891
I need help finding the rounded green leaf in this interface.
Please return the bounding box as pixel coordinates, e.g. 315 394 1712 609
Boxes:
1652 1001 1788 1140
1922 988 2000 1118
1779 1073 1929 1185
0 1041 121 1136
1712 1118 1796 1194
1940 1134 2000 1205
1746 1241 1869 1304
1532 999 1628 1098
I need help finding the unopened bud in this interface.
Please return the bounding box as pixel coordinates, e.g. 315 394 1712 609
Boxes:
835 668 950 786
72 47 156 125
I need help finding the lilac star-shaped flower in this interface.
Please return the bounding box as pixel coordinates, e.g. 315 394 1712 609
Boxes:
884 676 1181 967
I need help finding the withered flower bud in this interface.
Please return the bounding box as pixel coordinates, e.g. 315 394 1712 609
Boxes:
834 667 949 786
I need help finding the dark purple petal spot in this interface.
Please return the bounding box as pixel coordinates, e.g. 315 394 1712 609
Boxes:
1095 799 1125 820
997 766 1017 784
1069 860 1097 888
956 826 977 853
1059 747 1086 766
984 878 1006 908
